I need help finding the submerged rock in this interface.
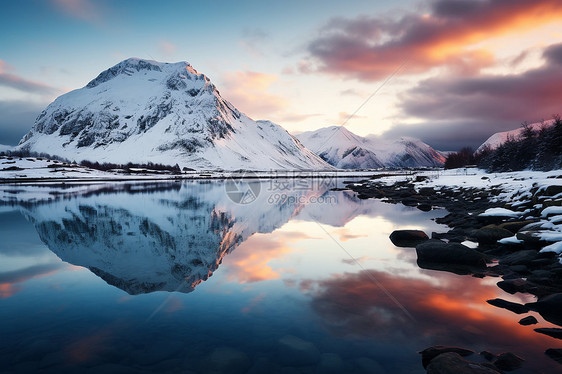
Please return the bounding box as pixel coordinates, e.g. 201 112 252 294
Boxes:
493 352 524 371
277 335 320 367
420 346 474 368
545 348 562 364
426 352 501 374
389 229 429 247
199 347 251 374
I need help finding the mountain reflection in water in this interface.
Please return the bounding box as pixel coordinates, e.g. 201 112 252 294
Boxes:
0 180 559 373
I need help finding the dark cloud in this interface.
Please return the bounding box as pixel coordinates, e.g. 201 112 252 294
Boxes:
544 42 562 65
0 100 45 145
381 120 513 151
387 43 562 150
303 0 562 81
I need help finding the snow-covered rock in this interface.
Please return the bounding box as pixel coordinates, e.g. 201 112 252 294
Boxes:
295 126 445 169
476 120 555 153
16 58 331 171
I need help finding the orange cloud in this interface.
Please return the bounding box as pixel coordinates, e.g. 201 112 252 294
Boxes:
305 0 562 80
308 269 551 354
223 230 313 284
220 71 288 119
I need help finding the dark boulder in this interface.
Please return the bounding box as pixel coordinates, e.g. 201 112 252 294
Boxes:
471 226 513 245
545 348 562 364
518 316 538 325
543 185 562 197
486 298 529 314
416 240 487 268
497 279 527 294
499 250 538 267
534 328 562 340
493 352 524 371
526 293 562 326
390 230 429 247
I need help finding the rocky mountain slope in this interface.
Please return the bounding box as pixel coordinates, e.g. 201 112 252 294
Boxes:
16 58 331 171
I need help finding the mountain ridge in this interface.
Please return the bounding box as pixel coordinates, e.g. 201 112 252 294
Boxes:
296 126 445 169
16 58 332 171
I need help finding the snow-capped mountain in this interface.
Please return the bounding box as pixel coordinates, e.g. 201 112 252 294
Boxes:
296 126 445 169
0 144 12 153
476 119 555 153
16 58 331 171
6 180 362 295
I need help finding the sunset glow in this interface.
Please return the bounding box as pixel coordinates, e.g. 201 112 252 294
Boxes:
0 0 561 151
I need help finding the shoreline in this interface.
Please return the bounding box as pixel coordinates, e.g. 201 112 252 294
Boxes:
345 170 562 372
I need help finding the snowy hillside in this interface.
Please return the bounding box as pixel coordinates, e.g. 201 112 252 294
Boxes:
296 126 445 169
16 58 331 171
476 119 555 153
0 144 12 153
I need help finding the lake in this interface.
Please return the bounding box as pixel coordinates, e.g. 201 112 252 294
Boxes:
0 179 558 373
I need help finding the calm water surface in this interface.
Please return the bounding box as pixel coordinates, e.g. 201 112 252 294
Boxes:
0 180 559 373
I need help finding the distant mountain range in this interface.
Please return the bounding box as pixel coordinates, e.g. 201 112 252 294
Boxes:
15 58 445 170
296 126 446 169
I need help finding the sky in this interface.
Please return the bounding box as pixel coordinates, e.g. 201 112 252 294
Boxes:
1 0 561 151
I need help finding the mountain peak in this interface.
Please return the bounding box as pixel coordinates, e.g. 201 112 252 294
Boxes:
86 57 207 89
296 127 445 169
16 58 331 171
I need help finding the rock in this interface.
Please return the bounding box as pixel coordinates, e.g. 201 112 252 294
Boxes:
498 220 538 233
480 351 496 361
416 240 487 268
493 352 524 371
508 265 529 274
543 185 562 197
486 298 529 314
518 316 538 325
516 231 547 246
317 353 344 374
199 347 251 374
426 352 501 374
497 279 527 294
545 348 562 364
389 230 429 247
420 346 474 368
419 187 435 196
534 328 562 339
526 293 562 326
472 226 514 244
277 335 320 367
499 250 538 266
418 204 433 212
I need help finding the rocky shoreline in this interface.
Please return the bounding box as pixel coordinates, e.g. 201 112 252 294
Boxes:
346 171 562 373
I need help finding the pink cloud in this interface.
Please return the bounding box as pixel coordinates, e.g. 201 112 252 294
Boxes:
51 0 102 23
